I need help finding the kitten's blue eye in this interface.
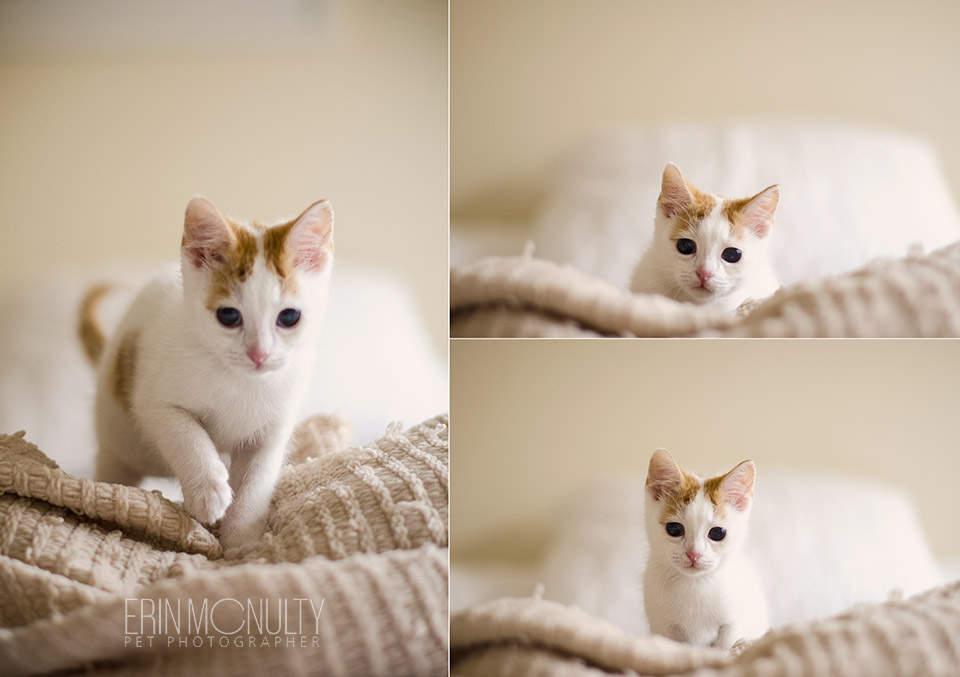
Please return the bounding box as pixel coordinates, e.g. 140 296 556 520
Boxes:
665 522 684 537
721 248 742 263
708 526 726 541
676 238 696 255
277 308 301 328
216 307 242 328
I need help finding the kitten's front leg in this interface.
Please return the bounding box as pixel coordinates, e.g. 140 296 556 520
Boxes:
139 405 233 524
218 429 290 558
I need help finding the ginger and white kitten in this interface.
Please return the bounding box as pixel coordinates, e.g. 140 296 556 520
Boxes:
80 196 333 558
643 449 768 649
630 163 780 312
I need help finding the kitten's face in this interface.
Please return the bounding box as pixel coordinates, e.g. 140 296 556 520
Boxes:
654 163 778 304
179 197 334 376
197 269 315 375
667 214 754 303
644 449 755 577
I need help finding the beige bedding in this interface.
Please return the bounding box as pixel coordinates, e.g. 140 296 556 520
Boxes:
450 240 960 337
0 413 449 676
451 581 960 676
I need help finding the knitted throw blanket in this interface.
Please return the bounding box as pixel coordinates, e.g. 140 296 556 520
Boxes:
450 240 960 337
451 581 960 676
0 413 449 677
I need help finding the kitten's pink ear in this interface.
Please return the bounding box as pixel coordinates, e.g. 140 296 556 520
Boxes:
741 185 779 238
646 448 683 500
287 200 334 271
720 460 756 510
658 163 694 219
182 197 233 269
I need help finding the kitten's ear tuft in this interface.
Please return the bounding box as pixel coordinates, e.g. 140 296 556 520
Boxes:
182 197 233 269
742 185 779 238
720 460 756 510
287 200 334 272
658 163 694 219
646 448 683 501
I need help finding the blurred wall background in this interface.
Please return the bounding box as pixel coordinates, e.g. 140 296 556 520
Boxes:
451 340 960 564
452 0 960 224
0 0 448 352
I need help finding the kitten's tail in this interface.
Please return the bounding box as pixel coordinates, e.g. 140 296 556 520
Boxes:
78 284 111 366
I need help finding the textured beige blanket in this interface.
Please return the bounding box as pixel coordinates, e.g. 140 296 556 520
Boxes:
451 581 960 676
450 240 960 337
0 414 448 676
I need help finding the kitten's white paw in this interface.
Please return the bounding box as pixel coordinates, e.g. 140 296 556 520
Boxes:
182 474 233 524
734 296 764 317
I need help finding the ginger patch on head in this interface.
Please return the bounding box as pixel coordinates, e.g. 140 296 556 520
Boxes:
668 187 718 240
657 470 703 522
722 186 779 239
205 223 259 309
721 196 753 238
647 448 703 520
702 474 729 517
704 460 755 513
112 331 139 412
262 219 299 294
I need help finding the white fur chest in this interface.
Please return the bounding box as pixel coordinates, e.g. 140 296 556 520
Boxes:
170 355 303 449
644 551 768 648
644 561 732 645
201 374 294 447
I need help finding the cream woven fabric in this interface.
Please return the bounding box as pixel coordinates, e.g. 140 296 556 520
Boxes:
452 581 960 676
450 240 960 337
0 413 449 676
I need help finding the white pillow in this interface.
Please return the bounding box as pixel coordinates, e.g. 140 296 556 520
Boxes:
450 218 534 267
450 561 537 615
0 264 447 484
535 472 944 635
532 121 960 289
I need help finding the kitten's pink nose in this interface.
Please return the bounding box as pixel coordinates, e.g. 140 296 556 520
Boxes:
247 348 269 368
686 550 702 565
696 268 713 282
